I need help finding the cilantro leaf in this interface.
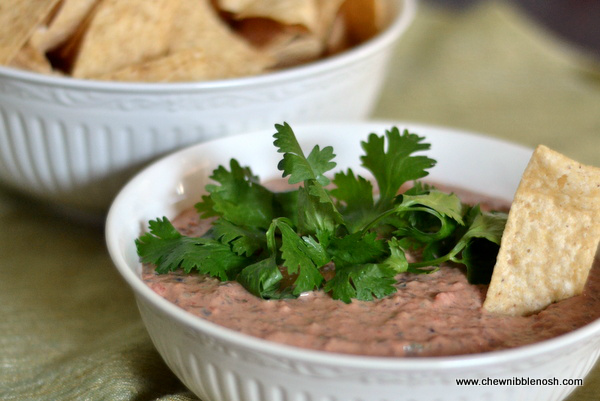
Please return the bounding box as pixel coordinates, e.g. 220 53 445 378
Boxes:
331 169 374 212
389 190 463 243
384 237 409 273
195 159 275 229
330 169 376 233
273 123 342 235
211 219 266 257
136 217 248 280
194 193 217 218
406 205 507 279
274 218 328 294
324 264 397 303
327 231 388 266
398 190 464 225
236 256 285 299
360 128 436 210
273 122 337 186
454 206 507 284
296 182 341 236
404 181 436 196
351 264 398 301
324 232 395 302
458 206 507 246
273 189 300 226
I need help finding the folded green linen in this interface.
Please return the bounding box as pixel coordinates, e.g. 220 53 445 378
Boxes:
375 0 600 166
1 1 598 400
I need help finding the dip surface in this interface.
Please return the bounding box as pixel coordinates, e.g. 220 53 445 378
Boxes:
141 187 600 357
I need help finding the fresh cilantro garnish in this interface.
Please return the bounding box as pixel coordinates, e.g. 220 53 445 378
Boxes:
135 217 249 280
136 123 507 303
360 127 436 211
195 159 275 229
274 122 343 236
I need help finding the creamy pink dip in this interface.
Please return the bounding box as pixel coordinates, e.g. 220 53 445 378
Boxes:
142 185 600 357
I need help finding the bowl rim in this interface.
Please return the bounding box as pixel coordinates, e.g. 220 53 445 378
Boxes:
0 0 416 93
106 120 600 372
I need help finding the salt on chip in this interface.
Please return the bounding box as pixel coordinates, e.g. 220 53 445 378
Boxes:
483 145 600 316
0 0 61 64
72 0 177 78
30 0 100 53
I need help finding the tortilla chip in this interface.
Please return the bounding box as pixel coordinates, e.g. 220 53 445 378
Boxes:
233 17 284 49
71 0 177 78
234 19 323 68
171 0 253 52
0 0 61 64
340 0 389 43
9 41 53 74
30 0 100 53
325 12 351 55
224 0 345 66
164 0 275 74
483 145 600 316
315 0 346 38
264 29 324 68
217 0 319 32
97 46 271 82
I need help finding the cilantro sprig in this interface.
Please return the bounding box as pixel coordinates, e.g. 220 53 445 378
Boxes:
136 123 507 303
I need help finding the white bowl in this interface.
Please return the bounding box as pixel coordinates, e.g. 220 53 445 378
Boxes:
0 0 415 216
106 121 600 401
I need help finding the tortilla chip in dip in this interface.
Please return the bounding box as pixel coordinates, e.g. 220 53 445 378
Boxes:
484 145 600 316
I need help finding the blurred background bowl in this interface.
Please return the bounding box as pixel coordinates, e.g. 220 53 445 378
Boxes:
0 0 415 217
106 121 600 401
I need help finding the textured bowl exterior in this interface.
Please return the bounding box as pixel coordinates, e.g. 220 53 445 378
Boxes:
106 122 600 401
138 297 600 401
0 0 415 215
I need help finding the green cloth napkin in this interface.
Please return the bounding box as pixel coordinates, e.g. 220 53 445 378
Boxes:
374 0 600 166
1 1 599 400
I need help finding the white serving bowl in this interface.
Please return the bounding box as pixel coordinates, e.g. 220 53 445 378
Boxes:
106 121 600 401
0 0 415 216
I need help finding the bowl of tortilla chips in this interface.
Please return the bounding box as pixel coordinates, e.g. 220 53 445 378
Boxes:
0 0 415 215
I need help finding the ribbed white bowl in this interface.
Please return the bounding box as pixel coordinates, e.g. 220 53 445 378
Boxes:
0 0 415 216
106 121 600 401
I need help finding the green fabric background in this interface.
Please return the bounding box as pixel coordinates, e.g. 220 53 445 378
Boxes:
1 1 598 400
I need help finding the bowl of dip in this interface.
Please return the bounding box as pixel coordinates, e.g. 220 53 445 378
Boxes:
106 121 600 401
0 0 415 217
